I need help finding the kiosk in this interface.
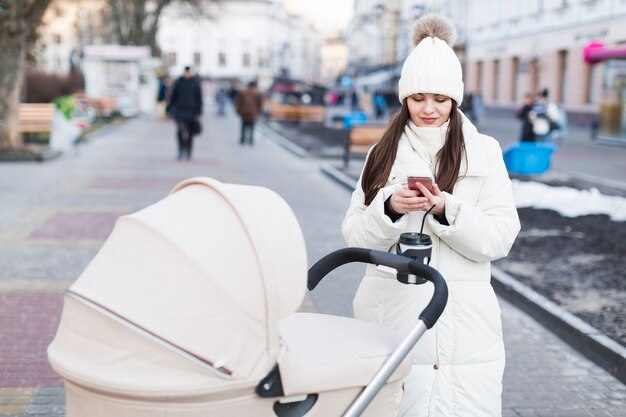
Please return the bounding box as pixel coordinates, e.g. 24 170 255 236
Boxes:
584 41 626 144
83 45 160 117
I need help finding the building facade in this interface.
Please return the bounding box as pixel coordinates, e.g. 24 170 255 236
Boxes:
157 0 324 86
464 0 626 122
346 0 626 123
37 0 111 74
346 0 401 72
36 0 323 88
321 39 349 83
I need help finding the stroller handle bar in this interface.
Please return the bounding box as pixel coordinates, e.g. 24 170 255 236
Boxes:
308 248 448 329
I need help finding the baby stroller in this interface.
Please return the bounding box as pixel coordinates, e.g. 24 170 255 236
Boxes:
48 177 447 417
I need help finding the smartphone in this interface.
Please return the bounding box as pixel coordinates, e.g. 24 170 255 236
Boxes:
407 176 434 195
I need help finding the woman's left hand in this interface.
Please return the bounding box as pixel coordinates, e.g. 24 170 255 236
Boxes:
414 182 446 216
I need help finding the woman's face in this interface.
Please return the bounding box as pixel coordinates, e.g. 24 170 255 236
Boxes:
407 93 453 127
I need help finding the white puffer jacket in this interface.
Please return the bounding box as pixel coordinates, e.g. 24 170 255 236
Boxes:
342 113 520 417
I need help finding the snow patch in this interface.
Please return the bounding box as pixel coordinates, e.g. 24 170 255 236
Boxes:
511 180 626 222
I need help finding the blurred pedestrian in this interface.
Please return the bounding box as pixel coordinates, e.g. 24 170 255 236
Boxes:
350 89 359 111
342 14 520 417
470 92 485 127
461 92 474 119
529 89 560 142
166 66 203 160
215 88 227 116
156 75 169 120
374 91 388 119
517 92 535 142
235 81 263 145
541 88 566 143
327 91 339 106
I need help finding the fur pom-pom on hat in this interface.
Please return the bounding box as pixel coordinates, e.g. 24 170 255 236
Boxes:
412 14 457 47
398 14 464 104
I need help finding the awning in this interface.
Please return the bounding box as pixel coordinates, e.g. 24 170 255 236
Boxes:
584 41 626 64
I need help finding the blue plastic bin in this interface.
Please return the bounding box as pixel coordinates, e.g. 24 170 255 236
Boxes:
503 142 558 175
343 112 368 130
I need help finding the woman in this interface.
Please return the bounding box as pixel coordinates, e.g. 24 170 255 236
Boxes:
517 92 536 142
342 15 520 417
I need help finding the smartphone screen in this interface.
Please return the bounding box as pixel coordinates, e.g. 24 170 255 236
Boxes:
407 176 434 195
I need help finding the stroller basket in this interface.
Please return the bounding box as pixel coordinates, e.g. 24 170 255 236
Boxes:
47 177 447 417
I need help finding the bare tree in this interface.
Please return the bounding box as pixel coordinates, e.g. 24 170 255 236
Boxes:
0 0 54 149
107 0 213 54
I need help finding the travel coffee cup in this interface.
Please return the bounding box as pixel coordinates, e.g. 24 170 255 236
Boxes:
395 204 436 284
395 232 432 284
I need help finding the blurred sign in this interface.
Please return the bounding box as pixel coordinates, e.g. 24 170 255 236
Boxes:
340 75 353 88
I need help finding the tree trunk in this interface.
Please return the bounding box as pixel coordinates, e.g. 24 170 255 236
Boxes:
0 29 27 149
0 0 53 150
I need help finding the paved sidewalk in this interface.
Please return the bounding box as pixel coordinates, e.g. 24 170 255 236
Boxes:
0 106 624 416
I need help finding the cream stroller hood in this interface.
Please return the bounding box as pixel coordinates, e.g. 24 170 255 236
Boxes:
49 177 307 388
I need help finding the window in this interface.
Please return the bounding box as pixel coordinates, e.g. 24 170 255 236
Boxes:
194 52 201 67
218 52 226 67
243 52 251 68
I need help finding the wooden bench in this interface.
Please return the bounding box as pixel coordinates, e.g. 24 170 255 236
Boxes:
267 104 325 122
267 104 299 121
18 103 55 134
298 106 325 122
344 125 387 167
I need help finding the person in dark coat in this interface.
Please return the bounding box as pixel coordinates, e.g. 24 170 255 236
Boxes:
516 92 536 142
235 81 263 145
166 66 203 159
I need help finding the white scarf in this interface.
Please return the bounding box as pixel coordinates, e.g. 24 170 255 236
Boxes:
403 120 449 171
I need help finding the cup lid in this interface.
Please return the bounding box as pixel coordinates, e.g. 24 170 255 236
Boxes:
399 232 432 246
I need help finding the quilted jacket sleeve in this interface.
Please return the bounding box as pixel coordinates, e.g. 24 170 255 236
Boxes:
342 176 409 252
426 141 521 263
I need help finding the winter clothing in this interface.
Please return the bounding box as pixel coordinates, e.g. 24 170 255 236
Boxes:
398 15 464 105
342 112 520 417
167 76 203 122
517 103 535 142
167 75 203 159
236 86 262 145
236 87 262 124
344 15 519 415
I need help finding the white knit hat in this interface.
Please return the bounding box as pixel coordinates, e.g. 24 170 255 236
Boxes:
398 14 464 105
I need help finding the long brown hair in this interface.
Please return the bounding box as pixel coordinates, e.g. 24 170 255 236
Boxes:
361 99 466 205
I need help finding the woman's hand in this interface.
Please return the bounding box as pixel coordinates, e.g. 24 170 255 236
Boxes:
389 186 428 214
415 182 445 216
389 184 445 216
